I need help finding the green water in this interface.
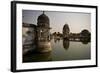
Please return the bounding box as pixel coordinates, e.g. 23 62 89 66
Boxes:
23 39 91 63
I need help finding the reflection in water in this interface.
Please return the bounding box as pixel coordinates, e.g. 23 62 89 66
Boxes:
54 38 60 43
23 51 52 62
63 39 70 50
23 37 90 62
80 38 90 44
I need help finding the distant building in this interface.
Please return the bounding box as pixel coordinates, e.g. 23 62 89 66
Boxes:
80 29 91 37
80 29 91 43
63 24 70 39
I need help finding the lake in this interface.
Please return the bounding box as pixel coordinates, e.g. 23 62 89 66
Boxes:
23 39 91 62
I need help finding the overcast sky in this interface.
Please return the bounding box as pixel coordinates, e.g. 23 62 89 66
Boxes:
22 10 91 33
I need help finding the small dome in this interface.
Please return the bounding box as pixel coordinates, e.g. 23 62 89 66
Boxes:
37 12 50 26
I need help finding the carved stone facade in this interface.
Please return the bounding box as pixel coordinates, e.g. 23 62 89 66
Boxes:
22 12 52 53
36 12 51 53
37 12 51 41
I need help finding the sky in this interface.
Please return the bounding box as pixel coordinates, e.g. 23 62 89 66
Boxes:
22 10 91 33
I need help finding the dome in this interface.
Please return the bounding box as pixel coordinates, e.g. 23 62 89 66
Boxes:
80 29 90 36
37 12 50 26
63 24 70 32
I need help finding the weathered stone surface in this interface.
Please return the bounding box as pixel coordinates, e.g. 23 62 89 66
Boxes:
37 41 52 53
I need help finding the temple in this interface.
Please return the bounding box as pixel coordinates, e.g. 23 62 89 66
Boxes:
36 12 51 52
22 11 91 54
22 12 52 53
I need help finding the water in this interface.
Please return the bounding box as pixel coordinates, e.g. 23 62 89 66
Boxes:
23 39 91 63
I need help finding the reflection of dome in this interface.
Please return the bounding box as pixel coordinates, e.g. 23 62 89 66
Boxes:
37 12 50 27
63 24 70 38
63 39 70 50
63 24 70 32
81 40 89 44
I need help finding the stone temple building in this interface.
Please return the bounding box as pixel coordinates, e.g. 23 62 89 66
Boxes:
37 12 51 42
36 12 51 53
63 24 70 39
22 12 51 53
